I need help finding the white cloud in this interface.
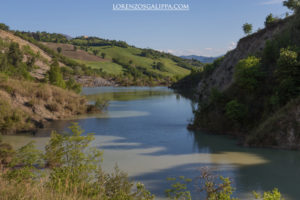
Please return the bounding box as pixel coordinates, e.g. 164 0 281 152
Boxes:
228 41 236 50
160 41 238 57
164 49 205 56
260 0 284 5
161 48 221 57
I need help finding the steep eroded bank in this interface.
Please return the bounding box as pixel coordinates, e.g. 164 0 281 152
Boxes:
174 14 300 149
0 75 92 134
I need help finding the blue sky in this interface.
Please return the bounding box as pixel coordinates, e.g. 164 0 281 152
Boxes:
0 0 289 56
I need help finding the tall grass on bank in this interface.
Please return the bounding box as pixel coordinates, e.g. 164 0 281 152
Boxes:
0 74 88 133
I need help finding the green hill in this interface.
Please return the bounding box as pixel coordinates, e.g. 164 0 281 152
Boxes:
16 32 203 86
173 7 300 149
0 26 105 134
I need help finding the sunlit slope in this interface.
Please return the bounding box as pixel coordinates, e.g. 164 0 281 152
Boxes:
44 42 191 78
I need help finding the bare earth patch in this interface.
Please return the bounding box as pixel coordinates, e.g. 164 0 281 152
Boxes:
43 42 107 62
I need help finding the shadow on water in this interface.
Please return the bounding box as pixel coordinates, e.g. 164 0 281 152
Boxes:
89 123 300 199
81 117 299 198
3 87 300 200
127 130 300 199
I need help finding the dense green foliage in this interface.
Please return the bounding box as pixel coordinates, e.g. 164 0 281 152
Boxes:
275 48 300 104
265 14 279 27
234 56 263 92
283 0 300 12
0 40 33 80
47 59 81 93
0 124 155 200
172 57 224 95
18 31 69 43
65 78 82 94
243 23 253 35
165 169 283 200
18 32 130 48
225 100 247 123
72 36 129 48
186 3 300 147
47 59 66 88
166 176 192 200
0 23 9 31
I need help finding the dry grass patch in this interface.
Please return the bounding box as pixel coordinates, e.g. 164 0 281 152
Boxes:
0 75 88 134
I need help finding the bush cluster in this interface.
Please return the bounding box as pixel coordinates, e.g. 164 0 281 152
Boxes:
0 123 154 200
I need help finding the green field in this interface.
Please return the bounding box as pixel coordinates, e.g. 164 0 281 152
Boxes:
83 46 191 78
16 30 203 85
76 59 124 75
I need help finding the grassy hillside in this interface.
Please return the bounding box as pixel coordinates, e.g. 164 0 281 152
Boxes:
77 59 124 75
16 32 202 86
83 45 191 76
41 42 106 62
42 41 194 85
0 27 100 134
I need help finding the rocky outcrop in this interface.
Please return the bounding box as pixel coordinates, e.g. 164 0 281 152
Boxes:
197 17 292 100
75 76 117 87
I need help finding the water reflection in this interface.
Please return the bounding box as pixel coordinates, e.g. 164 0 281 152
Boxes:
2 87 300 200
83 86 173 102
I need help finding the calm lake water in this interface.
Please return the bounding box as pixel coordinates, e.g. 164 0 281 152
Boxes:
3 87 300 199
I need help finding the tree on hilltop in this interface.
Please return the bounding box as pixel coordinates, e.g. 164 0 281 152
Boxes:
265 14 278 27
283 0 300 12
0 23 9 30
243 23 253 35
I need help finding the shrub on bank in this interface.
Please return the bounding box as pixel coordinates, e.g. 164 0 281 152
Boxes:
0 124 285 200
0 123 155 200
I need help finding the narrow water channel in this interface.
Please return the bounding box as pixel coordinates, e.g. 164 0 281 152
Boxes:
3 87 300 199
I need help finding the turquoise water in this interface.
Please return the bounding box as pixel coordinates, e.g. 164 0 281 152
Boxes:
3 87 300 199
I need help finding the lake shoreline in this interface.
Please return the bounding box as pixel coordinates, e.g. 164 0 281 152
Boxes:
2 86 300 199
